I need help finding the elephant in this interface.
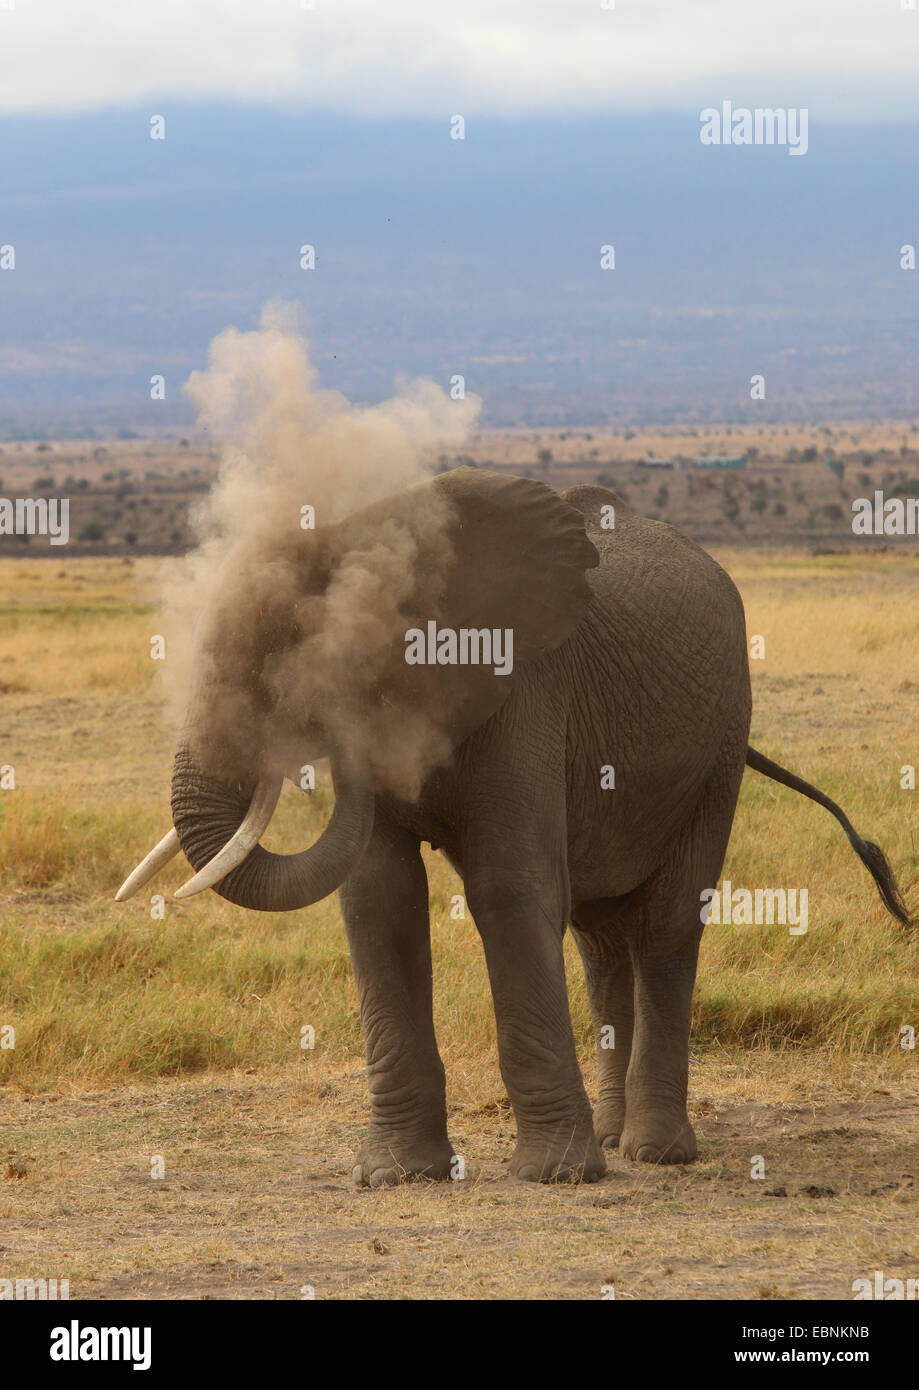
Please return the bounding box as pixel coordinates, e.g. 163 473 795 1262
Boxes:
117 467 910 1184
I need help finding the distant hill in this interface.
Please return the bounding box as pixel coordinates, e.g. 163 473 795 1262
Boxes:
1 110 918 431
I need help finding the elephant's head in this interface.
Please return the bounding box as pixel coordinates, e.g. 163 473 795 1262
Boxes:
117 468 599 912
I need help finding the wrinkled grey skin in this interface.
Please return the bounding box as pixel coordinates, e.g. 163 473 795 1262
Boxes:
164 468 900 1185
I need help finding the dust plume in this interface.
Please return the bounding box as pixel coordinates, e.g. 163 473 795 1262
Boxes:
160 301 480 798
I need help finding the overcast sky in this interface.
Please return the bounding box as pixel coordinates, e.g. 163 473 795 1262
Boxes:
1 0 918 121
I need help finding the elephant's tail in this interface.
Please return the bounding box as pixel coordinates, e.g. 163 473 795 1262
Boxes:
745 746 912 926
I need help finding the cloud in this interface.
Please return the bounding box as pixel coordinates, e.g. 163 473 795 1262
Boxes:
0 0 917 121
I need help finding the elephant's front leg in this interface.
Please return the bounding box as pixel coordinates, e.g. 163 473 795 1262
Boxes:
339 818 453 1186
466 866 605 1183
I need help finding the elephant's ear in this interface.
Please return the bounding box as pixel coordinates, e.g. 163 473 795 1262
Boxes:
330 467 599 754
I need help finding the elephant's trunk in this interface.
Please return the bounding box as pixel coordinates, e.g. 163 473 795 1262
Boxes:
169 745 375 911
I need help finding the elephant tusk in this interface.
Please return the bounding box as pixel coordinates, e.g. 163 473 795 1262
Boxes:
115 827 181 901
173 776 283 900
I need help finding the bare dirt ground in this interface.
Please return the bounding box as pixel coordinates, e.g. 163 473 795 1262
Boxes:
3 1055 917 1300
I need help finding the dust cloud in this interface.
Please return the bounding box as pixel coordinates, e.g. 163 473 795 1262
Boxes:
160 301 480 798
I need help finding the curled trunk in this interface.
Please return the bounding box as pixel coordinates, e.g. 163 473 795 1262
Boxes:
170 745 374 911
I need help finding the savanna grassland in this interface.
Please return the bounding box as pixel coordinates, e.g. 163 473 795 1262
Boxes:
1 517 918 1298
3 418 919 555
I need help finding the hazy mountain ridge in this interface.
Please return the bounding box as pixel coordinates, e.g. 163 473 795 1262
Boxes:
1 110 917 429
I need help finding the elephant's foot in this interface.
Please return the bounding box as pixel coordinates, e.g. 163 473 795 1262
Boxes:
509 1125 606 1183
592 1097 626 1150
351 1132 455 1187
620 1118 697 1165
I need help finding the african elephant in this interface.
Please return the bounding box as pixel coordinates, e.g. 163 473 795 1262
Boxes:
117 468 910 1184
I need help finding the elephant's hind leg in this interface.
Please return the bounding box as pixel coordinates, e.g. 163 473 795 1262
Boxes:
620 930 702 1164
339 815 454 1186
570 905 634 1150
616 741 746 1165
